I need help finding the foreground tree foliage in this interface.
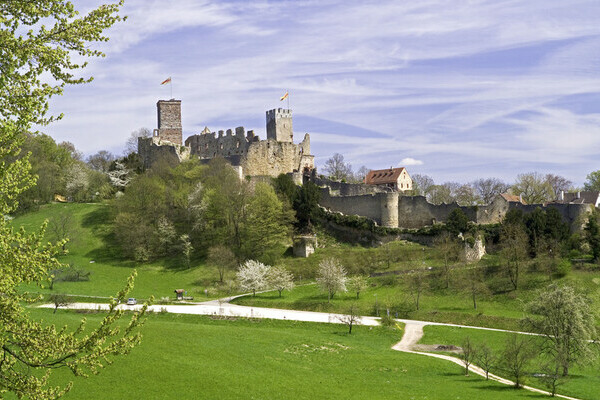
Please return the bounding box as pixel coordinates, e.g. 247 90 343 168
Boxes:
0 1 150 398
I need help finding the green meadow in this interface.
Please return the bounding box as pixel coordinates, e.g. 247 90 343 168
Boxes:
6 309 551 400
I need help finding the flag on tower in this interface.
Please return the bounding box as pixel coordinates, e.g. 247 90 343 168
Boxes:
280 91 289 101
161 77 172 85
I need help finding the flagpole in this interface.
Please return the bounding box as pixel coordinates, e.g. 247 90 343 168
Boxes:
170 78 173 99
287 89 290 110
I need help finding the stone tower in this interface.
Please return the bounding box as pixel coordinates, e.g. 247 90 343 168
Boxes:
156 99 182 145
266 108 293 142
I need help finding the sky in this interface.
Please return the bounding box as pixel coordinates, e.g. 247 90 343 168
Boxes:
43 0 600 185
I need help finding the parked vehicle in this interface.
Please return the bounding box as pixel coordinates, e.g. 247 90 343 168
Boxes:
126 298 137 305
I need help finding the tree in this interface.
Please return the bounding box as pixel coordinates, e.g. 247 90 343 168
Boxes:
1 2 149 398
453 183 479 206
500 222 529 290
475 343 496 380
125 127 152 155
584 170 600 192
337 303 362 334
463 266 489 310
241 182 294 261
179 234 193 269
316 258 347 302
411 174 434 197
408 266 427 311
323 153 352 181
545 174 573 199
472 178 510 205
523 285 596 376
445 208 469 236
538 362 567 397
156 217 177 256
502 335 535 388
87 150 115 173
584 212 600 262
293 181 321 232
511 172 554 204
203 157 251 257
427 184 453 205
460 337 475 376
48 210 75 252
236 260 270 296
49 294 72 314
354 166 370 183
207 245 238 283
434 232 460 289
347 276 369 299
267 266 294 297
108 161 132 190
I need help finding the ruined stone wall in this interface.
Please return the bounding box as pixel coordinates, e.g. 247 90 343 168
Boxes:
240 137 313 178
138 137 190 169
185 127 257 159
319 187 386 225
312 176 384 196
397 196 477 229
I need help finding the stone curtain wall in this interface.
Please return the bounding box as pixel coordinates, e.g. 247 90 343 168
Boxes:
318 184 591 231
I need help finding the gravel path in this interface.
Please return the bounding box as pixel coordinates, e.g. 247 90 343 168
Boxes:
392 321 582 400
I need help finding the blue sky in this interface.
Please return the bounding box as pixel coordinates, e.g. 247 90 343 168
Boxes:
45 0 600 185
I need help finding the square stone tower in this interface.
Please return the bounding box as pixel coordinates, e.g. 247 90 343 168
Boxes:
266 108 293 142
157 99 182 145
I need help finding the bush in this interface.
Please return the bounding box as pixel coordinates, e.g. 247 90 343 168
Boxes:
554 259 571 278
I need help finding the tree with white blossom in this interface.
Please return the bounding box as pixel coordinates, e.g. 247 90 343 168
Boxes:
236 260 271 296
316 258 347 302
267 266 294 297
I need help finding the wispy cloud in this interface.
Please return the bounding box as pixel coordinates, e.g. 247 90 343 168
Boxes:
44 0 600 185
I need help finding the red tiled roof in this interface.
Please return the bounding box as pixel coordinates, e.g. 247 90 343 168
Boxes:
500 193 527 204
365 167 406 185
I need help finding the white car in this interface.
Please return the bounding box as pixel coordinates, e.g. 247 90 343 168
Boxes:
126 298 137 305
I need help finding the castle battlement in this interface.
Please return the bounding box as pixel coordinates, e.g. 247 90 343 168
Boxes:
266 108 292 121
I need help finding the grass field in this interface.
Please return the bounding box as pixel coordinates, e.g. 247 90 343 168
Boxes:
5 309 554 400
419 325 600 399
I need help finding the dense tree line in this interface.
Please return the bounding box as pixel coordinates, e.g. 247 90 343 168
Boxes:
113 157 294 264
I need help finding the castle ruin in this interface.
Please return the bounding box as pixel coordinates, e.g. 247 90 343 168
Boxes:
138 100 314 180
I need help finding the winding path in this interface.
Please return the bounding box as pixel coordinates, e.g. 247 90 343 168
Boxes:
41 297 582 400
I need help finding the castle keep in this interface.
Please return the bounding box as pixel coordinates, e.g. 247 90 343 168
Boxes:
138 100 314 179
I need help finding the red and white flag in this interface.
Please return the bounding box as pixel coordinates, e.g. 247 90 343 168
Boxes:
161 77 172 85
